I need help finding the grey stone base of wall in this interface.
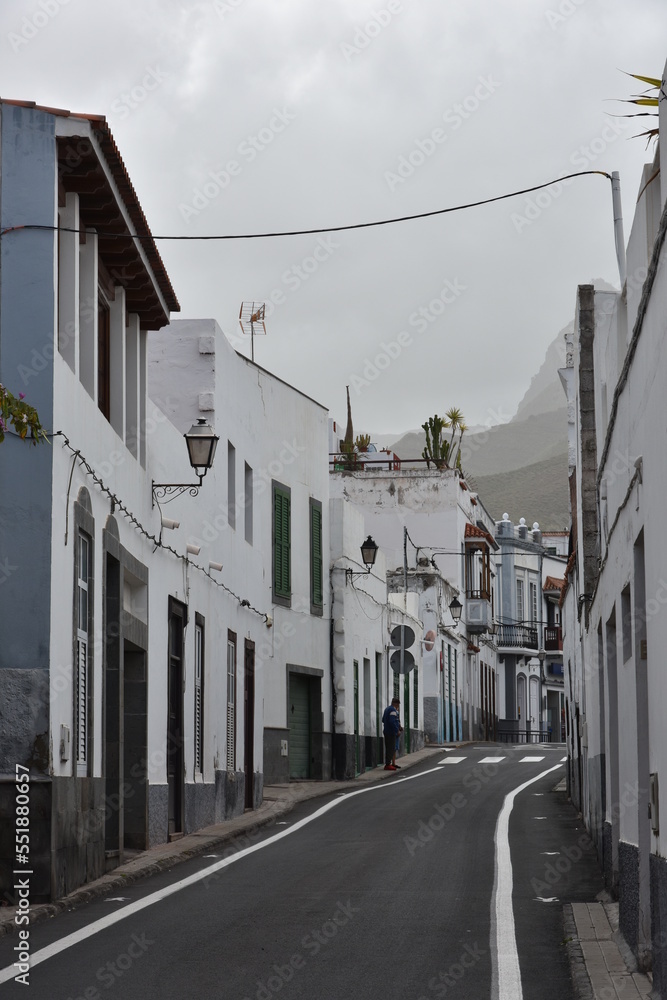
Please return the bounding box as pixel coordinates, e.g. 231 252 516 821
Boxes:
404 730 424 755
51 775 106 902
0 775 107 904
214 770 246 823
603 822 615 896
650 853 667 995
333 733 384 780
148 783 168 848
150 772 256 847
423 697 438 744
264 728 289 784
587 752 606 869
0 775 52 903
618 840 639 956
253 772 264 810
265 727 333 784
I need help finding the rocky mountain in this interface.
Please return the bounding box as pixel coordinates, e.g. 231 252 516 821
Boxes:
387 327 572 529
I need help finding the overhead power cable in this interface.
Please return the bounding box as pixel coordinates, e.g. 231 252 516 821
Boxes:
0 170 612 242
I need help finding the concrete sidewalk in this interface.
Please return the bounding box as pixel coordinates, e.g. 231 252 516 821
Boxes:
565 901 653 999
0 744 442 939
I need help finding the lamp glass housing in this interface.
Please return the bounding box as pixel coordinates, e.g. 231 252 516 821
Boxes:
360 535 378 569
185 419 219 474
449 597 463 622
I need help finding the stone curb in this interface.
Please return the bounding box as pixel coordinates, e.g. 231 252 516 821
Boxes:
0 745 447 939
564 903 595 1000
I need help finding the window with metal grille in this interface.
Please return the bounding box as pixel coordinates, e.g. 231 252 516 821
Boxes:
310 498 323 611
76 531 91 775
273 483 291 602
194 616 204 774
227 632 236 771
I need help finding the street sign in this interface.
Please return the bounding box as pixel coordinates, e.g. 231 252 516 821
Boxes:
390 624 415 648
391 649 415 673
390 624 416 673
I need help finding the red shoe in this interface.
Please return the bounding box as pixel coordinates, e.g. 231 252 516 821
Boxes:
384 764 397 770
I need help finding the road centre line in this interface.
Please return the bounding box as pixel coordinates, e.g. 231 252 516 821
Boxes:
0 766 444 984
490 761 564 1000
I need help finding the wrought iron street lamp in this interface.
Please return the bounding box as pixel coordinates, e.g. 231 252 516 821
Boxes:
346 535 379 583
152 419 219 506
449 596 463 623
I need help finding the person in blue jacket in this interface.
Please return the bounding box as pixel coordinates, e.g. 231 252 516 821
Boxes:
382 697 403 770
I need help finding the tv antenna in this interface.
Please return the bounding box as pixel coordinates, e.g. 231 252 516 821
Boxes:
239 302 267 362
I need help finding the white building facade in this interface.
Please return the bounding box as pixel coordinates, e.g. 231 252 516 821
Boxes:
0 101 332 905
329 465 499 743
561 60 667 987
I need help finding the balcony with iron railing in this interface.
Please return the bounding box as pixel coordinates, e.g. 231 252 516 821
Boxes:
497 623 539 650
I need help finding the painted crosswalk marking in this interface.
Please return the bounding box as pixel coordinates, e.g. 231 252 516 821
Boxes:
560 756 567 762
519 756 545 762
439 756 467 764
478 756 506 763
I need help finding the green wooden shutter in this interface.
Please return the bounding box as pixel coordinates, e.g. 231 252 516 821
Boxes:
310 502 323 607
274 488 291 598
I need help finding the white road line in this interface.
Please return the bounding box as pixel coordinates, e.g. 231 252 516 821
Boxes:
560 756 567 762
490 761 564 1000
519 757 545 762
0 766 444 984
479 757 506 764
439 757 467 764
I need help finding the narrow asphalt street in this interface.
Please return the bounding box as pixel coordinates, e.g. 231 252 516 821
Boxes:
0 744 610 1000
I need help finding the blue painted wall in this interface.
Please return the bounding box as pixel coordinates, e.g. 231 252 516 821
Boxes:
0 104 56 772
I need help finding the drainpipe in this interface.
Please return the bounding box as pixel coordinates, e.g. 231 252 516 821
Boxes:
611 171 627 290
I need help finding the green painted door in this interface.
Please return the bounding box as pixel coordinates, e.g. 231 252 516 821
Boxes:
354 661 360 774
289 674 310 779
403 673 411 754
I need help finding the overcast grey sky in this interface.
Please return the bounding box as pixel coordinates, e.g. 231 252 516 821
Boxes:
1 0 665 436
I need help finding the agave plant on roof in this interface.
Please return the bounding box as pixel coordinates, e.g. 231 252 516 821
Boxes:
614 72 663 147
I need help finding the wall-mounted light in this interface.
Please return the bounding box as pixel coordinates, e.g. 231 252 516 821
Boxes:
346 535 379 583
186 543 201 556
161 516 180 530
208 561 223 572
153 419 219 506
449 596 463 623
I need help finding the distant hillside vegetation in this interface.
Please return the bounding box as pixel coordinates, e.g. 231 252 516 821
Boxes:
391 407 568 479
467 452 570 531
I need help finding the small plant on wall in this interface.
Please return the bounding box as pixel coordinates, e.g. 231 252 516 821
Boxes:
0 384 47 445
355 433 371 452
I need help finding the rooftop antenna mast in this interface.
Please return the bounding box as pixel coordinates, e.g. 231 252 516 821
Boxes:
239 302 267 362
